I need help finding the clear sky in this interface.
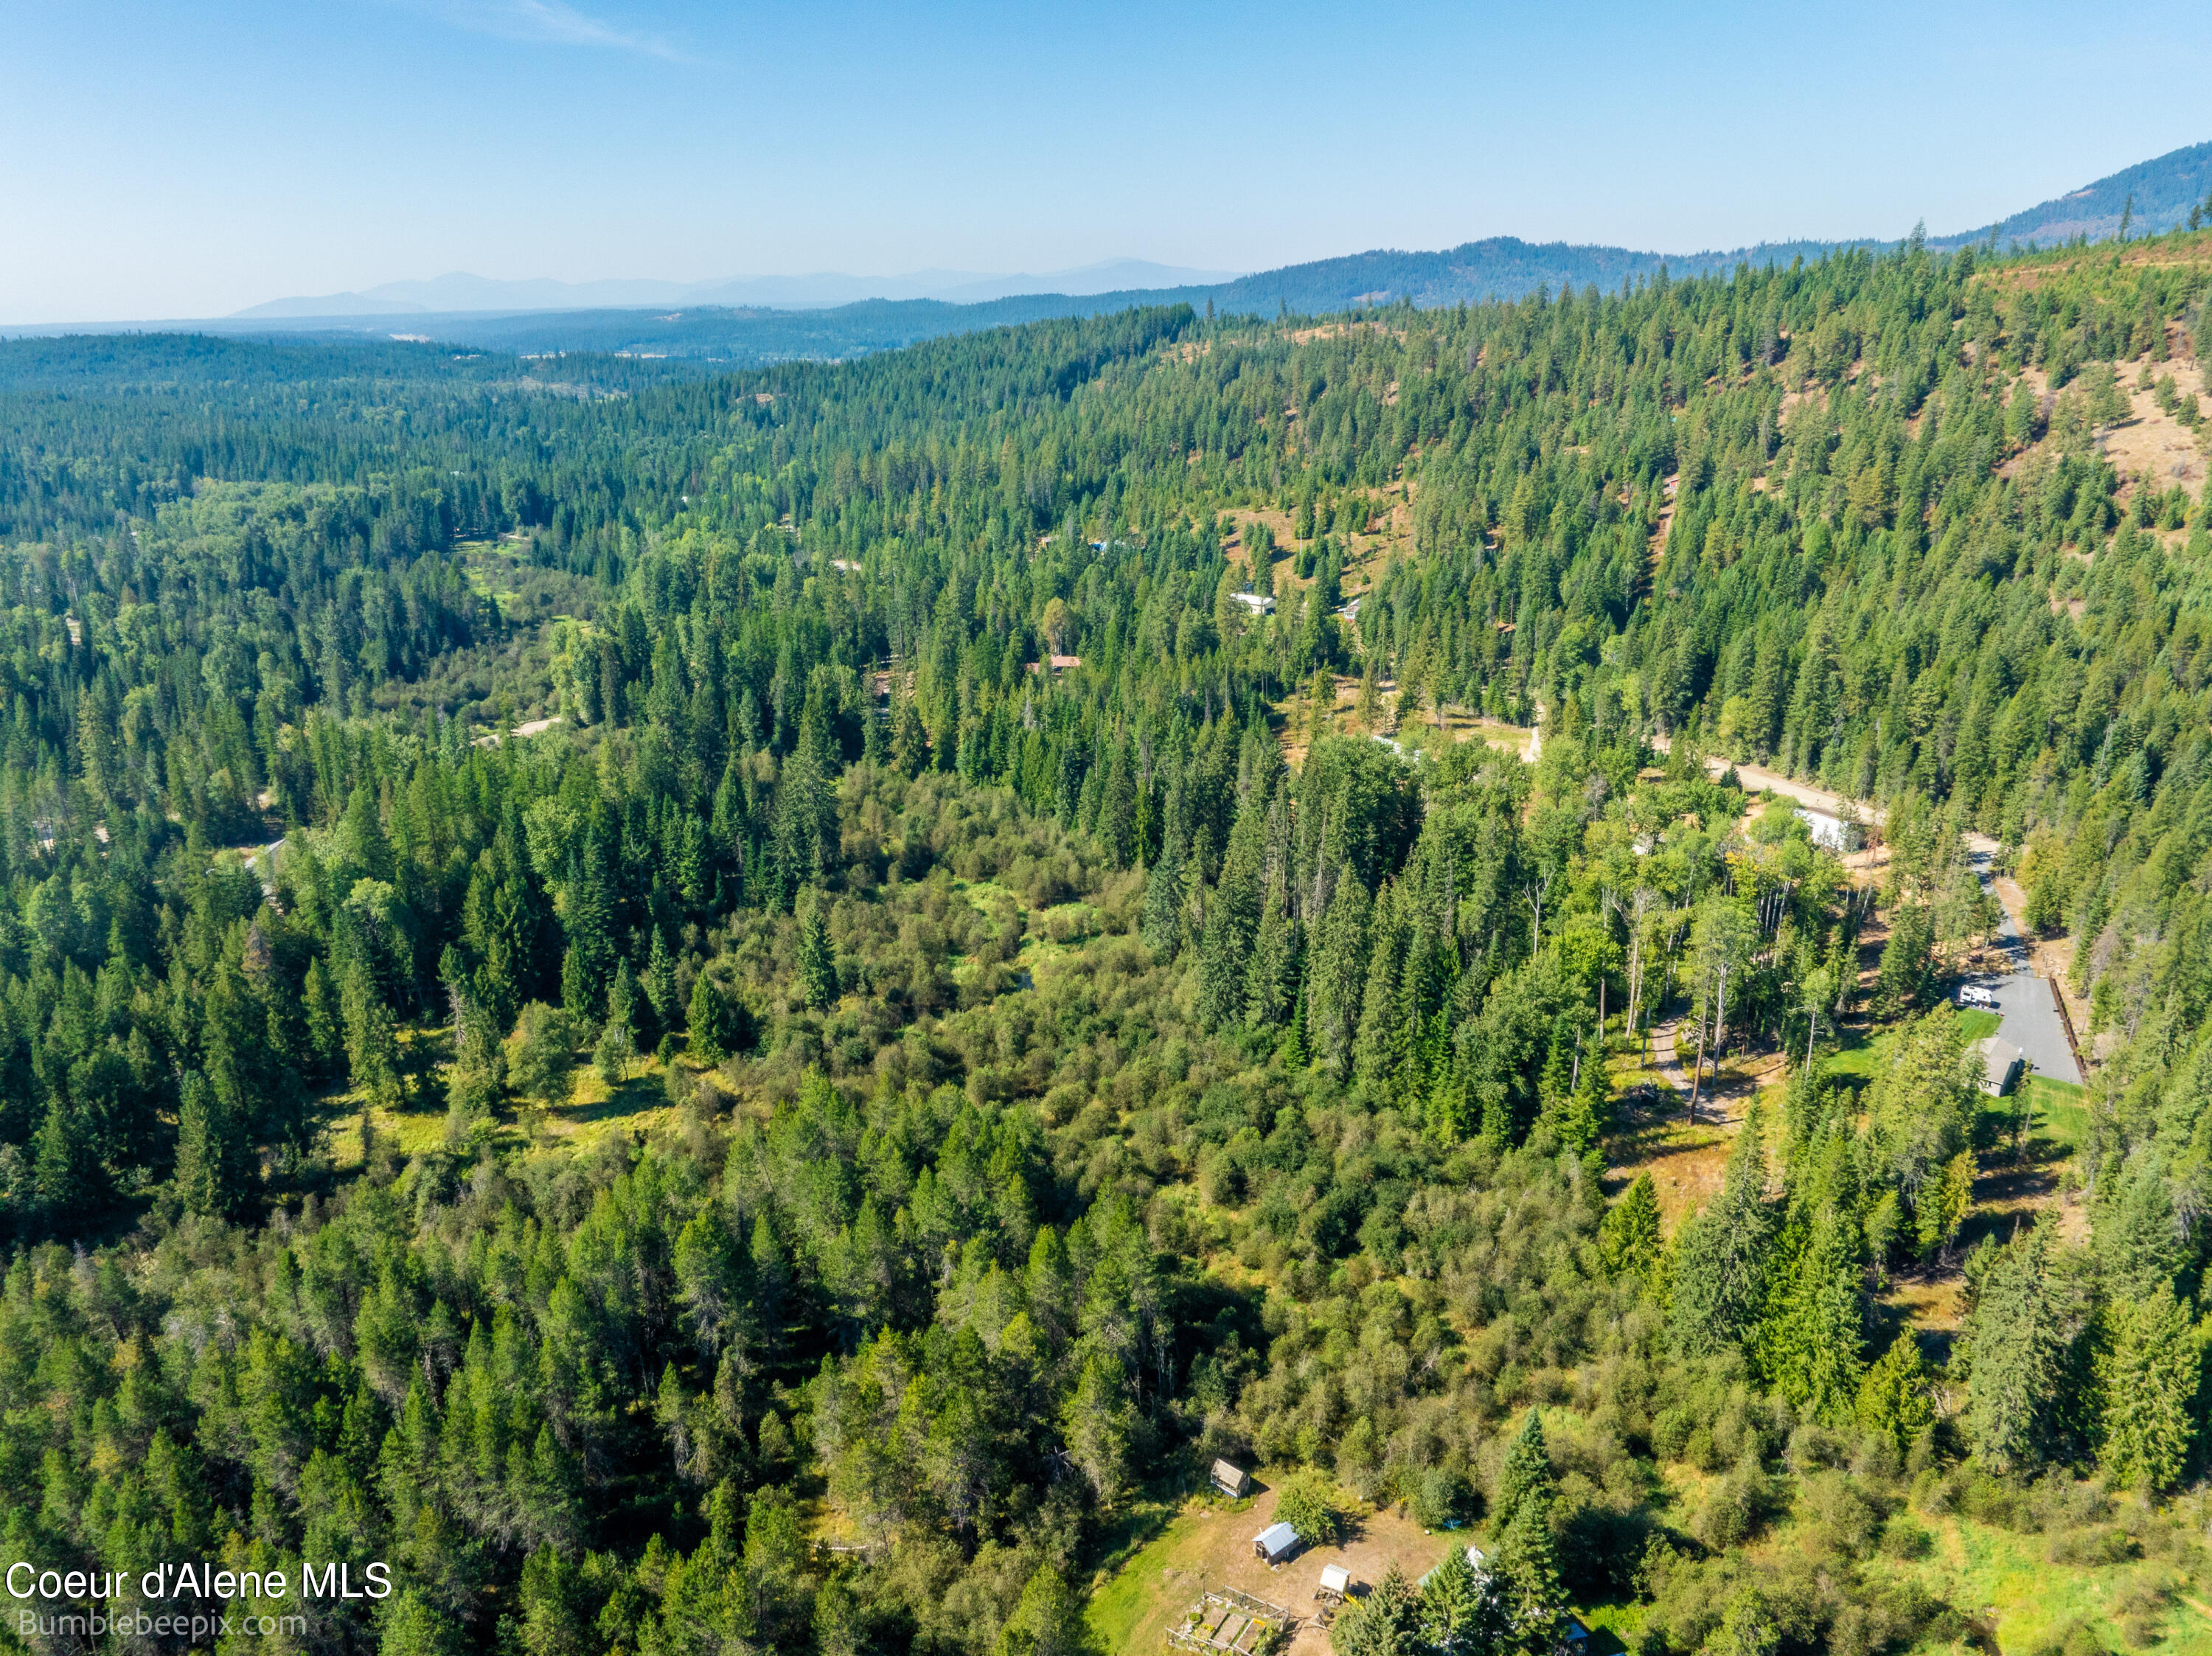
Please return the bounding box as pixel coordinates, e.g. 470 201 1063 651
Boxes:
4 0 2209 322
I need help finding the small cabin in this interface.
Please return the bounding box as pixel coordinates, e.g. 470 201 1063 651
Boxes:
1315 1565 1350 1604
1972 1035 2023 1097
1252 1521 1301 1565
1229 591 1276 614
1210 1460 1251 1499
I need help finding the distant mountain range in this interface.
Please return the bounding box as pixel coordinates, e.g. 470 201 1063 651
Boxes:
217 141 2212 328
229 259 1248 319
10 139 2208 363
1932 139 2212 248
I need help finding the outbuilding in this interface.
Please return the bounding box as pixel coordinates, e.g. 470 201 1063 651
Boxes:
1252 1521 1301 1565
1315 1565 1350 1604
1211 1460 1251 1499
1972 1035 2023 1096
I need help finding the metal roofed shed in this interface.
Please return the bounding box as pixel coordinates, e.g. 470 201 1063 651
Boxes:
1211 1459 1251 1498
1252 1520 1301 1563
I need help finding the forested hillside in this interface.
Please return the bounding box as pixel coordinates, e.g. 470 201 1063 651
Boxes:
2 223 2212 1656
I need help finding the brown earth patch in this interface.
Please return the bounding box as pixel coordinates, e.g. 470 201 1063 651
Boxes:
2100 378 2208 498
1997 351 2207 495
1649 474 1680 574
1112 1484 1475 1656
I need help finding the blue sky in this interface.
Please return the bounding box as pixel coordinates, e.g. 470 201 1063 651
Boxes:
3 0 2209 321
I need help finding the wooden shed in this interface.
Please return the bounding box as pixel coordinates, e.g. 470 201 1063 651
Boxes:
1252 1521 1301 1564
1315 1565 1350 1604
1211 1459 1251 1498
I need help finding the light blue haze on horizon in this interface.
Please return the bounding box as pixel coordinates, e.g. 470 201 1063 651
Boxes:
1 0 2208 323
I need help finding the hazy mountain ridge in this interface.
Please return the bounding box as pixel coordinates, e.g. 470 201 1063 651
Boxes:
18 138 2208 360
231 258 1245 319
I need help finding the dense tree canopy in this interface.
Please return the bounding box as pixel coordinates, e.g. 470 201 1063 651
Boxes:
2 222 2212 1654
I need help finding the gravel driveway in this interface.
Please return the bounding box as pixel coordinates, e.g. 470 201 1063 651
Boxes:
1959 846 2082 1085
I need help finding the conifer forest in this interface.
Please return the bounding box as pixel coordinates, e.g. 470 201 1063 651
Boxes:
6 225 2212 1656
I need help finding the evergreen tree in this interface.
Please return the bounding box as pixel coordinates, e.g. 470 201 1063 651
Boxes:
1329 1565 1420 1656
1140 838 1187 959
340 961 402 1106
1964 1216 2073 1476
2097 1283 2199 1492
1915 1149 1975 1263
1758 1212 1865 1424
777 686 841 884
1855 1330 1935 1455
1096 740 1137 868
1197 792 1265 1028
1060 1351 1133 1506
890 687 930 779
1874 902 1932 1015
378 1590 460 1656
1416 1548 1507 1655
1668 1111 1774 1357
560 848 616 1023
798 891 837 1011
301 955 343 1078
644 928 679 1031
173 1071 246 1220
1600 1172 1663 1281
445 984 504 1129
689 974 740 1063
1489 1490 1565 1647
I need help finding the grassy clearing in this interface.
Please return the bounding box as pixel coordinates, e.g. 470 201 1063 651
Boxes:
552 1055 683 1144
322 1043 686 1170
1082 1497 1204 1652
1823 1021 1892 1084
2025 1073 2091 1155
1954 1007 2003 1043
455 538 526 616
1904 1508 2208 1653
